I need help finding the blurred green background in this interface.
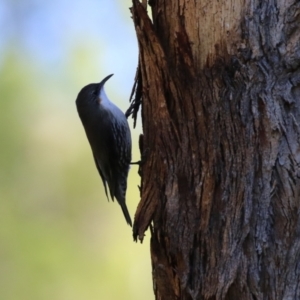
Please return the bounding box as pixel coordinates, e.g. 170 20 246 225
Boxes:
0 1 153 299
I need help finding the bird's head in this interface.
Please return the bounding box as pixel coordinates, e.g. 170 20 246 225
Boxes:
75 74 114 107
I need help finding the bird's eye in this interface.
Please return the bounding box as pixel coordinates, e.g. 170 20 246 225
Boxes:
92 90 97 96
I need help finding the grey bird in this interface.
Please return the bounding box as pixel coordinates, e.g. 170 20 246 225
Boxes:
76 74 132 226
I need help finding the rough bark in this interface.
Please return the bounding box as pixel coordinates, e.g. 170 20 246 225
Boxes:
130 0 300 299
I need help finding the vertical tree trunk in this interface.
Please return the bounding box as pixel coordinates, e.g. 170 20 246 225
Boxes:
130 0 300 299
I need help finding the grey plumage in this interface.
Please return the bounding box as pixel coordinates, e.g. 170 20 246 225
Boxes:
76 74 132 226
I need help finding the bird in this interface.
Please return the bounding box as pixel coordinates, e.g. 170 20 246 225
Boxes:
75 74 132 226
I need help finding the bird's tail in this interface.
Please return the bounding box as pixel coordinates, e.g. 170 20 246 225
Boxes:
120 201 132 227
115 178 132 226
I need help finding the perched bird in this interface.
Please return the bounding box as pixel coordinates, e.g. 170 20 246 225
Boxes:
76 74 132 226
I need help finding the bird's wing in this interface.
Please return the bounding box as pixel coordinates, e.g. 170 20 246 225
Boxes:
93 154 110 201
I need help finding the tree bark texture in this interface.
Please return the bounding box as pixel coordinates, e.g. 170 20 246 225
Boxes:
130 0 300 299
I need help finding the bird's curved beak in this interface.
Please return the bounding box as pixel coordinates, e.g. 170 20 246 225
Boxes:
98 74 114 91
96 74 114 102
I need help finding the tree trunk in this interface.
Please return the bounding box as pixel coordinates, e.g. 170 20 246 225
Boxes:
130 0 300 299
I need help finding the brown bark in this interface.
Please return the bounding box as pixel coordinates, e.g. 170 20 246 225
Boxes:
130 0 300 299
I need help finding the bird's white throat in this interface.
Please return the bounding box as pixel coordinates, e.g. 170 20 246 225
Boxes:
98 87 125 118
